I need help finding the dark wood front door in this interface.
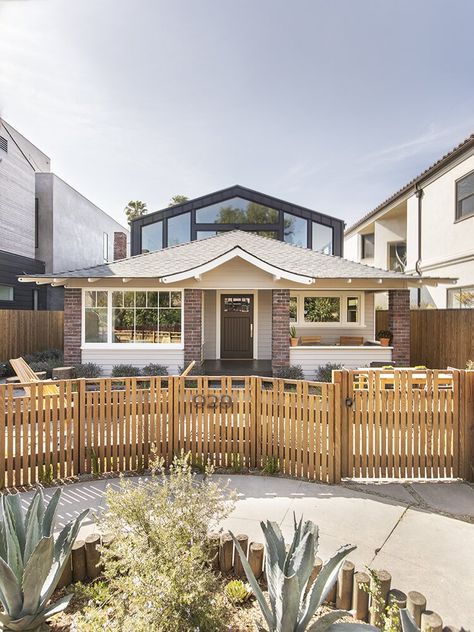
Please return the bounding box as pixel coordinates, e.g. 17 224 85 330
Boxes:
220 295 254 359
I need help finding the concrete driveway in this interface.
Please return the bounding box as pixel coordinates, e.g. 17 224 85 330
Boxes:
5 475 474 629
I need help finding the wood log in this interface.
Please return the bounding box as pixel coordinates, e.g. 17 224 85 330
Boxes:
407 590 427 626
248 542 264 579
307 556 323 594
233 534 249 577
56 553 72 589
71 540 87 582
352 571 370 622
53 367 75 380
208 534 221 571
369 570 391 627
442 626 459 632
336 560 355 610
388 588 407 609
219 533 233 573
85 533 101 579
421 611 443 632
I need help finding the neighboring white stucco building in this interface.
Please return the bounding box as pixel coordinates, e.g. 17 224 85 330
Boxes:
345 133 474 308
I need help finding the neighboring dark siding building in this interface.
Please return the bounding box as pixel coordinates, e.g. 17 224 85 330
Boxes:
130 185 345 257
0 250 47 310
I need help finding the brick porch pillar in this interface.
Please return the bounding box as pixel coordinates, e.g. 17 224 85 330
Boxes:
272 289 290 373
388 289 411 366
183 289 203 367
64 288 82 366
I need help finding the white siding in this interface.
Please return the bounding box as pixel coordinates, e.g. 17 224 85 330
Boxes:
258 290 272 359
290 346 393 379
203 290 217 359
81 348 184 376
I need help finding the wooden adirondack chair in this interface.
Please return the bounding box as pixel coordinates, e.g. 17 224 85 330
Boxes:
9 357 60 396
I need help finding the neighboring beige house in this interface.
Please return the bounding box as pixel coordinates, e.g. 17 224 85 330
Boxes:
20 187 451 377
345 133 474 308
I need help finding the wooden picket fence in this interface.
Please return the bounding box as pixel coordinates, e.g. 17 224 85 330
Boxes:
1 370 473 489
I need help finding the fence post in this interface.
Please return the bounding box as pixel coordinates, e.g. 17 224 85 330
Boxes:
333 370 349 480
461 370 474 481
251 377 259 469
332 372 342 483
76 378 85 475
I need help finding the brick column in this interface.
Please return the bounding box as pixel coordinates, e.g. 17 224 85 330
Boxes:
388 289 410 366
272 289 290 373
183 289 203 367
64 288 82 366
114 232 127 260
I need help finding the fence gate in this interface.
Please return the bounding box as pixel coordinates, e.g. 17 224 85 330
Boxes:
338 369 467 479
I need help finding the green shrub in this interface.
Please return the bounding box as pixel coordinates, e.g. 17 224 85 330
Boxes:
314 362 342 382
273 365 304 380
224 579 252 604
28 360 56 378
25 348 63 363
262 455 280 475
467 360 474 370
74 362 102 378
141 363 169 376
111 364 142 377
75 452 235 632
0 362 13 378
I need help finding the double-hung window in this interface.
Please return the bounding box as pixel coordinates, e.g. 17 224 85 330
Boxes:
456 171 474 221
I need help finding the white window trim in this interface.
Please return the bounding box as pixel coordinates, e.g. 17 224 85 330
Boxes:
81 288 184 349
289 291 365 328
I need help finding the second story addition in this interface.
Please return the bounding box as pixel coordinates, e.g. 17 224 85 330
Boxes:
130 185 345 257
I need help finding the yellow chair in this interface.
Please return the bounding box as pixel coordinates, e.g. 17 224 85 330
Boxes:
9 357 60 396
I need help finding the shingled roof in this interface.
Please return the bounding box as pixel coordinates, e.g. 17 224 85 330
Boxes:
19 230 450 285
346 132 474 235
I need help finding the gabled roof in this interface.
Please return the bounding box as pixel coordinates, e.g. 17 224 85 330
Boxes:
19 230 452 286
346 132 474 235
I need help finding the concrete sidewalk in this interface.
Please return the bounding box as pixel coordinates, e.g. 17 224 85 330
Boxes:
5 476 474 629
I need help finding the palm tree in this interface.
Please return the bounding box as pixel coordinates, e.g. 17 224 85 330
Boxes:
168 195 189 207
124 200 148 223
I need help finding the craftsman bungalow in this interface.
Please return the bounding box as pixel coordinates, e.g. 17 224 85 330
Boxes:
19 186 453 377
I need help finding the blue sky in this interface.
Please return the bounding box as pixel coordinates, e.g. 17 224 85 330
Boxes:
1 0 473 229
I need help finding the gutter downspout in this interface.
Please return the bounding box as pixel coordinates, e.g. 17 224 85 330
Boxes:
415 185 424 307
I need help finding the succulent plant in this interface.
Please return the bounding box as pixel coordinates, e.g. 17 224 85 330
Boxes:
231 514 378 632
225 579 252 604
0 488 88 631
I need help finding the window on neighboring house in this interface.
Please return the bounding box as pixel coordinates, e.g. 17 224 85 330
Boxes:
167 212 190 246
195 197 279 224
196 230 218 240
35 199 39 248
141 221 163 253
0 136 7 153
361 233 375 259
289 296 298 322
112 290 182 343
33 289 39 311
84 291 108 342
456 171 474 220
312 222 333 254
304 296 341 323
388 241 406 272
447 286 474 308
0 285 14 301
103 232 109 262
284 213 307 247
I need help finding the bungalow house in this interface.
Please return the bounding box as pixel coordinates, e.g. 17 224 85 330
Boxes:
19 187 453 377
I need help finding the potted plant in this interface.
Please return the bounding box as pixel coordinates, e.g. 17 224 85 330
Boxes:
289 326 299 347
377 329 393 347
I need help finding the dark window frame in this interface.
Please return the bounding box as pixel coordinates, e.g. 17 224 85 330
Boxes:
361 233 375 259
455 169 474 222
35 198 39 249
130 186 344 256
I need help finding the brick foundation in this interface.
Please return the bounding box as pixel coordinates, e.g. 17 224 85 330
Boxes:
184 289 203 367
114 232 127 261
388 289 410 366
64 288 82 366
271 289 290 372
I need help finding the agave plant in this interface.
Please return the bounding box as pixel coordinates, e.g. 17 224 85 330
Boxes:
231 515 378 632
0 488 88 631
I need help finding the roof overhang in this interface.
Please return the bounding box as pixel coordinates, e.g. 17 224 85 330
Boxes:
160 247 316 285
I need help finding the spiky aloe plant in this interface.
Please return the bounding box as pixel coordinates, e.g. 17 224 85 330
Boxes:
0 488 88 631
231 515 378 632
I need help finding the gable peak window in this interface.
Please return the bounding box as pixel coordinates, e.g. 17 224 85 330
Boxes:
361 233 375 259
